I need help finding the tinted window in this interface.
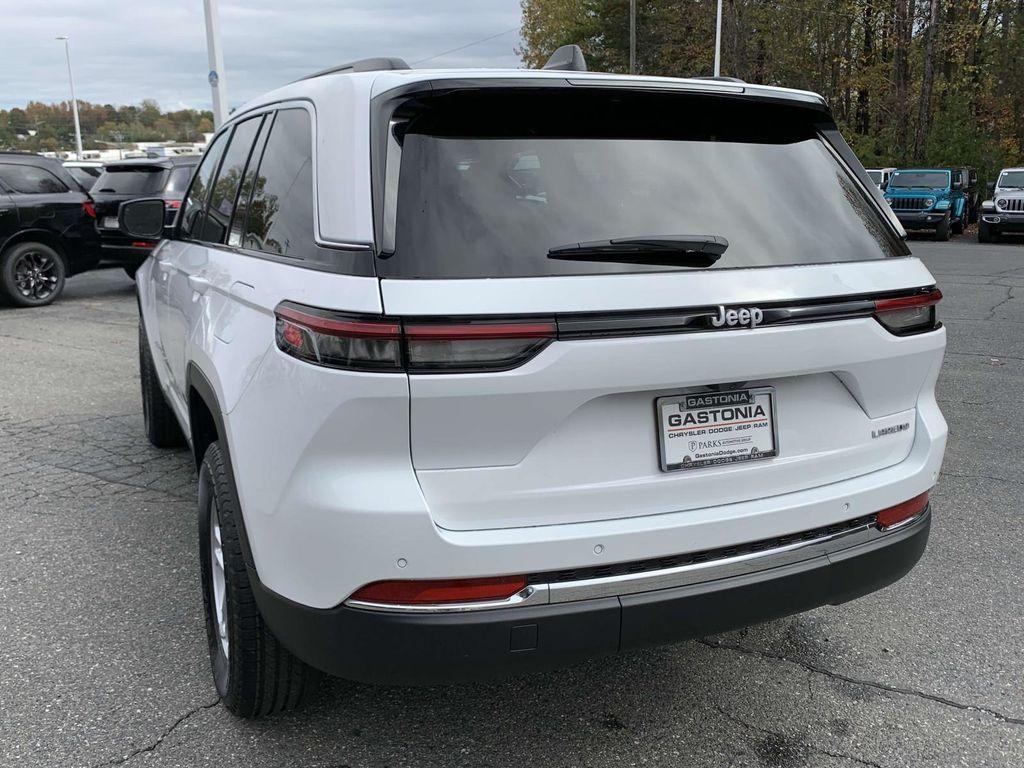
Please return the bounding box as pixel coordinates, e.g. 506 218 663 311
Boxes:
0 164 69 194
227 117 272 248
866 170 882 184
244 109 315 259
383 92 902 279
165 166 195 193
202 116 263 243
180 132 228 240
65 166 100 189
889 171 949 189
93 166 168 194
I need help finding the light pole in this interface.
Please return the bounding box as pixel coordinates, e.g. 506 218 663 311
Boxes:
713 0 723 77
55 36 84 160
203 0 229 128
626 0 634 75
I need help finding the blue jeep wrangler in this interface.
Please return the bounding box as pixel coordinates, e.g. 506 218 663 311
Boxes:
884 168 967 241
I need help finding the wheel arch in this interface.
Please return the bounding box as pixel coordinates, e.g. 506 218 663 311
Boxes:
187 362 256 569
0 229 71 272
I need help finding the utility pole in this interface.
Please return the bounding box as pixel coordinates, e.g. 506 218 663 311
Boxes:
629 0 637 74
713 0 723 77
203 0 229 128
55 37 84 160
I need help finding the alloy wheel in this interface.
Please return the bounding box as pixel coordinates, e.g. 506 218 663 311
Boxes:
13 250 60 301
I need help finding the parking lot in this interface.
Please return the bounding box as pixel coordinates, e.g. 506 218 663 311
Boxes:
1 238 1022 768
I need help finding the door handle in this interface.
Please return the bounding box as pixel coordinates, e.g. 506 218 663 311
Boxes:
187 275 211 294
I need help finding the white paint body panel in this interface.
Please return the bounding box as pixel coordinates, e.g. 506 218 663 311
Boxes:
136 67 948 610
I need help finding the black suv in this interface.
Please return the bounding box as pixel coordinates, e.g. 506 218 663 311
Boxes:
91 156 199 274
0 152 101 307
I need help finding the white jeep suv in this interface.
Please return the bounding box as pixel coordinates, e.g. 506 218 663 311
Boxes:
122 50 946 718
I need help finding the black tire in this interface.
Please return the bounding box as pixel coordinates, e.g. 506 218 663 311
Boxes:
123 265 139 279
139 321 186 447
952 215 964 235
933 214 951 241
0 241 66 307
978 221 999 243
198 442 321 717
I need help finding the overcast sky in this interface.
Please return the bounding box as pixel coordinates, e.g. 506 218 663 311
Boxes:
0 0 523 110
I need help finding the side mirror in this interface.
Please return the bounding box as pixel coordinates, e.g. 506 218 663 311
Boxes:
119 198 166 240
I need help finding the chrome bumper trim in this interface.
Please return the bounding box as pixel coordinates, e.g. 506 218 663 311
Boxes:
345 510 930 614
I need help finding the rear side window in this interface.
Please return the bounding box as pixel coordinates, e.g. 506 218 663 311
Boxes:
180 133 228 240
201 116 263 244
165 166 194 193
94 166 168 195
243 109 315 260
380 90 903 279
0 164 69 194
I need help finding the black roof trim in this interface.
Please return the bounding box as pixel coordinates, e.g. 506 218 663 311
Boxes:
296 57 410 82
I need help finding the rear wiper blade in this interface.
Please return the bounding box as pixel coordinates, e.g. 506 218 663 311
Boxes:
547 235 728 268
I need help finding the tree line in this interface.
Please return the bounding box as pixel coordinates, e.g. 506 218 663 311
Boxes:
519 0 1024 181
0 99 214 153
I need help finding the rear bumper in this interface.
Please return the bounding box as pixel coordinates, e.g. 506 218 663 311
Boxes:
251 508 930 685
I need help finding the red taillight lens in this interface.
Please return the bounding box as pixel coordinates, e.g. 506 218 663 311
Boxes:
274 302 555 373
349 576 528 605
82 201 96 218
876 491 929 529
275 303 403 372
132 241 156 248
164 199 182 210
874 289 942 335
404 320 555 373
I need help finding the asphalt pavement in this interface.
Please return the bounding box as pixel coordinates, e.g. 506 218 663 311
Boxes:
1 236 1022 767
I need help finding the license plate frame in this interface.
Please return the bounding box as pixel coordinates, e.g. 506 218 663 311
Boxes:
656 386 778 472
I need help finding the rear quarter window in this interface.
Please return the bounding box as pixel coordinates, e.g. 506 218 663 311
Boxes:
0 164 70 194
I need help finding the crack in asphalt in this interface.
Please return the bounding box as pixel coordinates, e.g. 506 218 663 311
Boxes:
940 470 1024 486
985 285 1015 320
700 639 1024 727
95 699 220 767
715 705 884 768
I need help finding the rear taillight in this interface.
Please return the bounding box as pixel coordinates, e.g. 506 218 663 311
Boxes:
349 575 528 606
274 302 554 373
164 199 182 210
275 303 402 372
874 289 942 335
404 320 555 372
876 491 929 529
82 201 96 218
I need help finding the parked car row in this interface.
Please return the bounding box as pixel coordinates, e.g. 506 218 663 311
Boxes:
0 151 199 306
866 166 980 241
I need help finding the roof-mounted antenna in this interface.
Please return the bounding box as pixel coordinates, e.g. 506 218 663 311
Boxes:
542 45 587 72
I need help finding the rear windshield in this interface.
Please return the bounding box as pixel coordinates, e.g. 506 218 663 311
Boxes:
997 171 1024 189
94 166 169 195
889 171 949 190
381 91 901 279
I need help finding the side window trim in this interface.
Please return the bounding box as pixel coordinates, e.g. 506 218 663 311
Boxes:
175 129 231 240
228 112 275 247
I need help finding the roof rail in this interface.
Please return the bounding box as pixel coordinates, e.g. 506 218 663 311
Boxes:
691 75 746 84
296 57 409 82
542 45 587 72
